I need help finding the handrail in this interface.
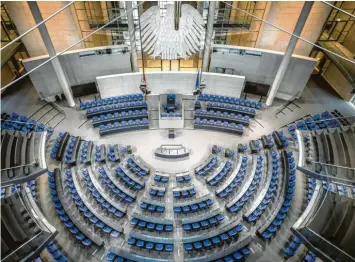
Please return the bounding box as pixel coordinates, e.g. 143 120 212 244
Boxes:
0 161 36 171
0 1 75 51
321 1 355 19
309 160 355 171
0 1 144 92
274 90 302 116
1 232 42 262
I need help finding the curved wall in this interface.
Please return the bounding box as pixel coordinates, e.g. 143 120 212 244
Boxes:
22 44 316 101
96 72 245 98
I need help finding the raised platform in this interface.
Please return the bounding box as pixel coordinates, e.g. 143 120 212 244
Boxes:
155 145 189 159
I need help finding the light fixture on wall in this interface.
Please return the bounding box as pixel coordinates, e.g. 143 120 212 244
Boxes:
139 3 205 60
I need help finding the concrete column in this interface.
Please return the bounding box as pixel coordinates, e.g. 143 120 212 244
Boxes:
265 1 314 106
126 1 139 72
28 1 75 107
202 1 216 72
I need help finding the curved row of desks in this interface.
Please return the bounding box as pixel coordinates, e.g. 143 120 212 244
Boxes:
72 168 127 224
226 155 258 210
55 169 104 246
215 155 246 195
244 150 275 218
86 166 127 213
257 150 289 234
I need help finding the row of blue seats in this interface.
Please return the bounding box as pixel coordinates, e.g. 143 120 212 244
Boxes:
246 152 280 223
288 111 340 135
174 198 213 214
336 185 354 198
184 224 243 251
130 217 173 232
154 174 169 183
127 157 149 176
278 131 289 148
206 101 256 115
254 139 262 153
97 167 135 203
183 213 224 231
127 236 173 252
140 201 165 213
239 143 248 153
92 109 148 122
195 109 250 122
305 111 340 130
95 145 105 163
196 156 217 176
161 112 182 118
105 252 131 262
80 94 143 110
163 102 179 109
149 187 165 197
80 141 91 164
1 112 54 136
198 94 262 109
65 169 120 237
80 168 126 217
48 170 93 247
284 235 302 257
50 132 67 160
173 187 196 198
195 118 244 130
227 156 263 213
208 161 232 186
27 180 37 200
87 101 147 114
107 145 119 162
306 177 317 202
265 135 275 148
302 251 317 262
176 174 191 183
215 246 251 262
322 181 355 198
217 156 248 198
64 137 78 165
99 118 149 132
1 184 21 199
260 152 296 239
115 167 144 191
46 241 68 262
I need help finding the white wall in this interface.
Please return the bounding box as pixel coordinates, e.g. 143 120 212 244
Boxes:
210 45 318 100
96 72 245 98
22 45 131 99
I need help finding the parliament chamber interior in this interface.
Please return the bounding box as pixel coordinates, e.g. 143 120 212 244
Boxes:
1 1 355 262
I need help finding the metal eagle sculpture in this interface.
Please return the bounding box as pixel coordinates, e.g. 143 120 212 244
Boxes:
139 3 205 60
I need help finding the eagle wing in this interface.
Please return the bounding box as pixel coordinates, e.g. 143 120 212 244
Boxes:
140 6 161 54
180 4 205 59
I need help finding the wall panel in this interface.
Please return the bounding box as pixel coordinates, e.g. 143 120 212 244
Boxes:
96 72 245 98
210 45 318 100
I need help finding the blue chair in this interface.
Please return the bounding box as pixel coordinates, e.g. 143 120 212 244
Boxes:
193 241 202 250
145 242 154 250
165 244 173 252
82 239 92 246
155 244 164 252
